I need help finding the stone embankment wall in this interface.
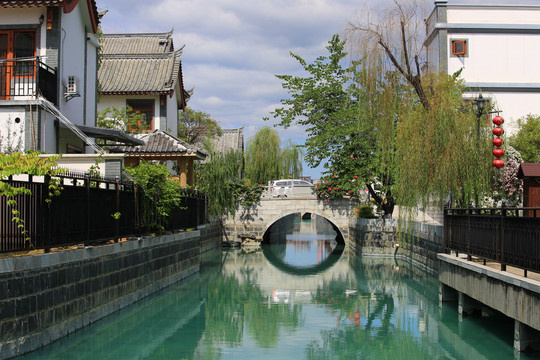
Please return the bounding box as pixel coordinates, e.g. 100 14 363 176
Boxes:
349 218 444 272
0 222 221 359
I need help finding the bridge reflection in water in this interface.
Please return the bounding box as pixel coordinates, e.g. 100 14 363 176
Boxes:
20 216 522 359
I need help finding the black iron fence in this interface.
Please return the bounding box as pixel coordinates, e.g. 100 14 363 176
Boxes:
444 207 540 274
0 57 58 104
0 172 207 253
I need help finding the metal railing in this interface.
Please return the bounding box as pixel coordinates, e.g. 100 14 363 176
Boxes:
0 172 207 253
0 57 57 104
444 206 540 274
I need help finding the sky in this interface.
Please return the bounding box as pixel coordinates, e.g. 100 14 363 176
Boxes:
96 0 398 179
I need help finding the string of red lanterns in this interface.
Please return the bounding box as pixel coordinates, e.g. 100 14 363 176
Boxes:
492 115 504 168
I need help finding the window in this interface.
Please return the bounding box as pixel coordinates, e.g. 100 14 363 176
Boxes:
127 100 154 132
0 30 36 98
451 40 467 57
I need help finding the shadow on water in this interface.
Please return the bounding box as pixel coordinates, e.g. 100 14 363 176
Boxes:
262 244 344 276
17 249 222 360
261 213 345 275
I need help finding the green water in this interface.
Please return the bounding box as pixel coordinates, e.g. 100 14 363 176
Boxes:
19 218 530 359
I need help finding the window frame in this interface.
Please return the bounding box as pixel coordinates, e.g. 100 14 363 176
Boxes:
451 39 468 57
126 99 155 132
0 29 37 78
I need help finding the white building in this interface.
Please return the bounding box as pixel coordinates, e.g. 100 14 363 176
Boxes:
0 0 105 153
97 31 191 137
425 0 540 135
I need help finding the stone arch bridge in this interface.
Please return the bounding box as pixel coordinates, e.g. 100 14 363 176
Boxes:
223 196 358 245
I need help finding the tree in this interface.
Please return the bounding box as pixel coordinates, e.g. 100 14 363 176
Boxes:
509 114 540 163
0 152 64 246
269 35 398 215
125 160 185 233
347 0 430 110
244 127 303 185
97 105 145 135
195 149 244 217
347 1 493 210
177 108 222 146
244 127 282 185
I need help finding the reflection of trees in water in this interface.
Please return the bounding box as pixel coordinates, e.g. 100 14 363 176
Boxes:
304 325 436 359
205 272 304 350
305 257 442 359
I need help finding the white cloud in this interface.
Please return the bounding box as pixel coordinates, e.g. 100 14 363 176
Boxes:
97 0 397 178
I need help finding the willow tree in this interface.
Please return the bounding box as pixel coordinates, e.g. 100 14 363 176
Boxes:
281 140 304 179
348 0 493 210
196 149 244 217
393 73 492 209
269 34 401 216
244 127 303 185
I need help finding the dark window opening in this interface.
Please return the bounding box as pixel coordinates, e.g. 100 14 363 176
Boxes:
127 99 154 132
451 40 467 56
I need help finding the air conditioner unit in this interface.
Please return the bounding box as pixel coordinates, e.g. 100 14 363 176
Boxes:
64 75 80 101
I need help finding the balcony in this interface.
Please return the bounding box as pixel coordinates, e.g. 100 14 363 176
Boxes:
0 57 57 105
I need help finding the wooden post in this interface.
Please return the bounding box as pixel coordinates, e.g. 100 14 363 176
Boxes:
177 158 188 188
187 159 194 187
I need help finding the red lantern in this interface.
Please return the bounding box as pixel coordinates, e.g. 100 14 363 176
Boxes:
493 137 503 147
492 148 504 158
492 127 504 136
492 116 504 126
493 159 504 168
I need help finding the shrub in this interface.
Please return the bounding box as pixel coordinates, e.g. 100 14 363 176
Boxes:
355 204 377 218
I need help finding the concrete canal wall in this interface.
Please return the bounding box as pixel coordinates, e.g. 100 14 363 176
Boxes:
439 254 540 352
349 218 540 352
348 218 444 272
0 222 221 359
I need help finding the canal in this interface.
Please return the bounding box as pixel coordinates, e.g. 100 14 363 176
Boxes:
19 216 529 359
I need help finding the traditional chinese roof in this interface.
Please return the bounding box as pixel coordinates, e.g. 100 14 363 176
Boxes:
100 31 174 54
518 163 540 178
98 31 190 105
0 0 99 32
110 130 206 160
214 128 244 154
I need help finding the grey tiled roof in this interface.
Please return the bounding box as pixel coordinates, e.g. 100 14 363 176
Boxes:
214 128 244 153
111 130 206 159
101 32 174 55
98 32 186 96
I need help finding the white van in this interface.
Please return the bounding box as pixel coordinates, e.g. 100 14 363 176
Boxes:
270 179 314 197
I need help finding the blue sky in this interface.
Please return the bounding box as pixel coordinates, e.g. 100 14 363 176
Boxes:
96 0 399 179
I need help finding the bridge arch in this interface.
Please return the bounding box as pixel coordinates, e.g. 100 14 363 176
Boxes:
263 211 346 245
223 197 357 245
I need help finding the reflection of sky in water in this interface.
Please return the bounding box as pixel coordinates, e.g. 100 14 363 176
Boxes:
283 239 337 267
281 219 338 267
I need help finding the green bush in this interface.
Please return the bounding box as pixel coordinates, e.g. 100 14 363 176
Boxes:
356 204 377 219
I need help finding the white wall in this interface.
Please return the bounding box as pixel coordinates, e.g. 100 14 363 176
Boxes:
166 94 178 135
57 6 88 128
0 8 44 26
463 91 540 136
447 8 540 25
448 33 540 84
0 109 25 152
